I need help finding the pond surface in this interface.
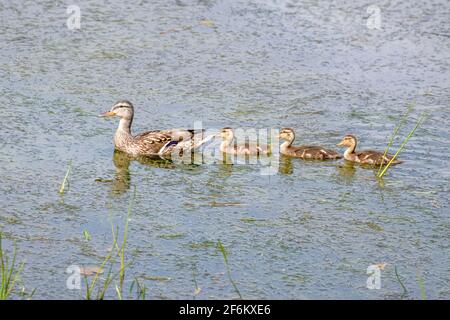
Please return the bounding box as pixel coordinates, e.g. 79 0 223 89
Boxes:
0 0 449 299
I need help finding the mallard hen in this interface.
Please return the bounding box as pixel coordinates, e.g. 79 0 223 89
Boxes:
100 100 211 157
337 134 402 165
278 128 341 160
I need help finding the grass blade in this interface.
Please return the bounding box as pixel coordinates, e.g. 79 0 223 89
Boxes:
377 103 414 176
0 233 26 300
59 160 72 194
394 266 408 295
417 275 427 300
217 240 242 299
378 113 426 178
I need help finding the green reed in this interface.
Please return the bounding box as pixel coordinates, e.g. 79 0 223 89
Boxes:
59 160 72 194
129 276 147 300
377 104 414 177
394 266 408 295
417 274 428 300
84 186 136 300
394 266 430 300
216 240 242 299
377 114 426 178
0 233 24 300
376 99 426 179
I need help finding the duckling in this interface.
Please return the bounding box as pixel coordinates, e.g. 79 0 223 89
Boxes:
337 134 402 165
278 128 341 160
100 100 211 157
219 127 270 155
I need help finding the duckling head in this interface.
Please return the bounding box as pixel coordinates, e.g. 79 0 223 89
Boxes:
278 127 295 142
219 127 234 141
337 134 357 148
100 100 134 120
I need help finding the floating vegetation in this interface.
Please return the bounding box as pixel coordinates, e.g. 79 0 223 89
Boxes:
95 178 114 183
141 275 171 282
59 160 72 194
216 240 242 299
160 19 215 35
188 240 216 249
365 221 383 232
207 201 247 207
82 230 91 242
159 233 185 239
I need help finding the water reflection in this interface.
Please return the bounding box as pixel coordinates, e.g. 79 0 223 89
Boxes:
111 150 175 194
279 155 294 175
335 160 357 183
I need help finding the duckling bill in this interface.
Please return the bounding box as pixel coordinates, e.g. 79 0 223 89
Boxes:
337 134 402 165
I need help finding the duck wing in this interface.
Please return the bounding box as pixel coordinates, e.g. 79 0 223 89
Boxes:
356 150 402 165
133 130 174 156
152 129 214 158
290 145 341 160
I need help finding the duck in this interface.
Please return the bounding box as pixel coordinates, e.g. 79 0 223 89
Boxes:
278 128 341 160
219 127 270 155
100 100 212 158
337 134 402 165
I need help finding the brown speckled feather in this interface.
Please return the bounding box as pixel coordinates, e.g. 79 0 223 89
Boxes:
287 145 342 160
354 150 402 165
132 130 174 155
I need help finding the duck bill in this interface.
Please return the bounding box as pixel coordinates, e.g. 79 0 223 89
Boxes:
336 141 345 147
99 111 115 117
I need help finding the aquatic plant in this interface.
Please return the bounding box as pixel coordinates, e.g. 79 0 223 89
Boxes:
129 276 147 300
376 104 413 177
82 230 91 241
394 266 408 297
83 187 137 300
417 274 427 300
0 233 24 300
216 240 242 299
59 160 72 194
377 103 426 178
394 266 430 300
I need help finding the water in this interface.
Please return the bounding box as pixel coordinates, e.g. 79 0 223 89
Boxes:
0 0 449 299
